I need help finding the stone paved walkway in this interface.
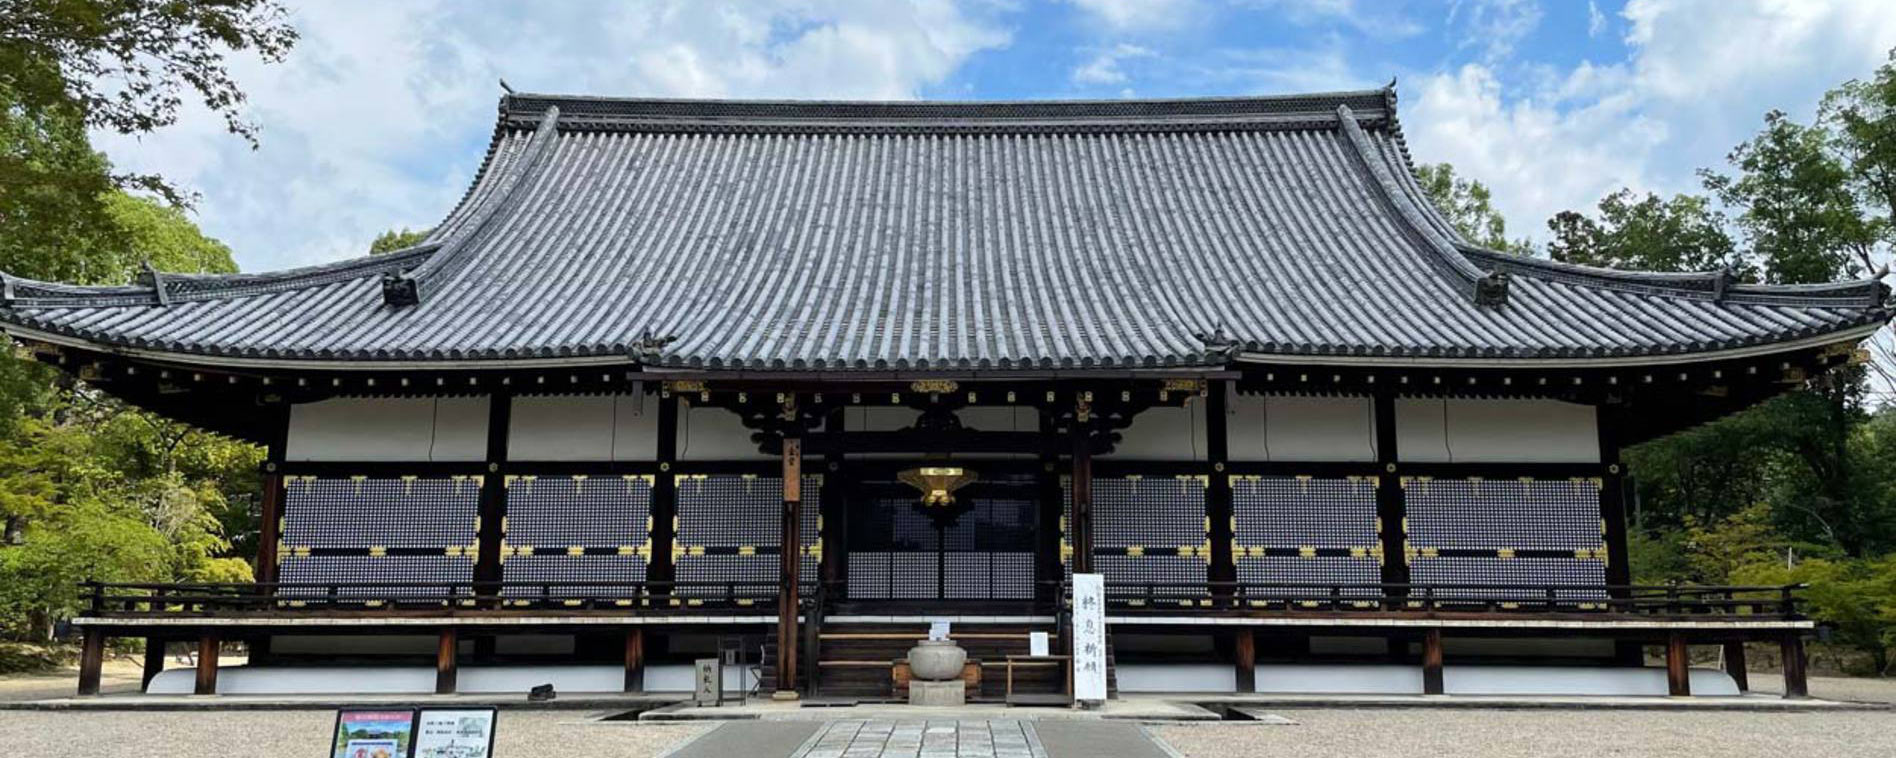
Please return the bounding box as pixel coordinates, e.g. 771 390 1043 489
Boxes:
792 720 1047 758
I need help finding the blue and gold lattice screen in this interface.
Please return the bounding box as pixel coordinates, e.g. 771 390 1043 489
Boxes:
500 475 652 599
1404 477 1607 603
1232 475 1382 601
279 476 480 598
675 474 822 600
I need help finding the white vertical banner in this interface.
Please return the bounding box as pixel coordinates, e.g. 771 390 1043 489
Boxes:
1072 573 1108 702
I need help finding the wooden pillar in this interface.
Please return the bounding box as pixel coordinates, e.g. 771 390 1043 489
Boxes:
1781 633 1808 699
77 628 105 696
1070 411 1094 575
1036 409 1064 605
819 407 847 596
1233 629 1256 693
1206 382 1234 603
649 392 679 593
624 628 645 692
1421 627 1444 695
1599 405 1641 665
141 636 165 692
194 634 220 695
776 432 803 698
435 628 459 694
255 472 283 585
474 393 512 602
1373 392 1407 591
1723 641 1749 692
1666 633 1690 696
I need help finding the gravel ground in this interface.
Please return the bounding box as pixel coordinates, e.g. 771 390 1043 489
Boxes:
1749 675 1896 704
0 710 708 758
1154 709 1896 758
0 659 143 702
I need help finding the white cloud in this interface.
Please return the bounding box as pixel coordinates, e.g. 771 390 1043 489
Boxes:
1587 1 1606 37
1072 43 1154 85
1239 0 1425 39
1064 0 1203 31
1403 0 1896 242
1446 0 1544 62
91 1 1012 272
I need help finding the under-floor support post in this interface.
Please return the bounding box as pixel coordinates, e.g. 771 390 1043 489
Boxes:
1781 633 1808 699
141 636 165 692
624 628 645 693
194 634 220 695
436 628 459 694
1422 627 1444 695
1723 641 1749 692
1666 633 1690 696
1233 629 1255 694
77 628 105 696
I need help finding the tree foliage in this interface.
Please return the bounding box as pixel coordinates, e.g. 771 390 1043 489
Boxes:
1546 190 1744 276
1414 162 1531 253
369 227 431 255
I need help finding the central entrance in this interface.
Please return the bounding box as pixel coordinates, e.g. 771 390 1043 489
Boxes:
844 472 1040 601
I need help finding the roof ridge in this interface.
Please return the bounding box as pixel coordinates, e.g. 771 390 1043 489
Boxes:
382 105 564 307
1334 104 1510 307
1460 245 1890 308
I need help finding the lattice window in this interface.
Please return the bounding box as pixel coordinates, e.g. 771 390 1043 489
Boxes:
1232 475 1381 601
675 474 821 600
1065 475 1208 601
846 487 1037 601
279 476 480 598
1404 477 1607 603
500 475 652 599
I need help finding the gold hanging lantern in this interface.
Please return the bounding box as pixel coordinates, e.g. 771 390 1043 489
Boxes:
898 466 978 507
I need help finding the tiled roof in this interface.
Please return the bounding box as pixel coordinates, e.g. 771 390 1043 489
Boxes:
0 88 1885 370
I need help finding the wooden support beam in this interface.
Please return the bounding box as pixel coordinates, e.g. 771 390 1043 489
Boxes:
1037 409 1064 606
1422 627 1444 695
649 393 679 591
141 637 165 692
1781 633 1808 699
1206 382 1235 602
1723 641 1749 692
776 432 803 698
1598 405 1639 665
1666 633 1690 696
1071 417 1094 575
436 628 459 695
255 472 283 585
474 394 512 599
77 628 105 696
194 634 220 695
1233 629 1256 694
624 629 645 693
1373 392 1408 589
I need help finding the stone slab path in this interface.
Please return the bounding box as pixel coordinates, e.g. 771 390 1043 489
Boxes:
667 719 1176 758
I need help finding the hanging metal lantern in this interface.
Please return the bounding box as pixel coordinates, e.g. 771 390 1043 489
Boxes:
898 466 978 507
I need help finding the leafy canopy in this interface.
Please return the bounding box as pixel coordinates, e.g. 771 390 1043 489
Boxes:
1413 162 1531 254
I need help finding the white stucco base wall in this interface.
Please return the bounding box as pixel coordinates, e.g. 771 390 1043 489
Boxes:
1114 664 1739 696
145 663 755 696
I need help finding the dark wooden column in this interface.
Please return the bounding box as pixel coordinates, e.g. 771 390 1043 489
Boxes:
775 430 803 698
194 634 220 695
1233 628 1256 693
1781 633 1809 699
255 473 284 585
1036 409 1064 605
624 628 645 692
474 393 513 598
141 637 165 692
649 392 679 594
1598 404 1639 665
819 407 847 596
1422 627 1444 695
1666 633 1691 696
77 628 105 696
1723 641 1749 692
1206 382 1234 596
435 628 459 694
1373 392 1407 590
1070 404 1095 576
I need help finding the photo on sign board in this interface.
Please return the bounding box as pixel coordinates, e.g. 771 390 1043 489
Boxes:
413 708 498 758
331 710 415 758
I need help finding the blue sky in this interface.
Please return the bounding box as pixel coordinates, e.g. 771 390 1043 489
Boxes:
92 0 1896 273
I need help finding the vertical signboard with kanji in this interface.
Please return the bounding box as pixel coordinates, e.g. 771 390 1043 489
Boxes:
1072 572 1107 702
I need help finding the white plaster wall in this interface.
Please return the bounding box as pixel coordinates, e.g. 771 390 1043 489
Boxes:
1254 664 1423 694
1244 664 1735 696
147 664 744 695
1396 398 1599 463
507 390 658 461
269 635 438 656
1227 394 1377 462
1116 663 1237 693
677 404 774 461
285 397 489 462
1102 397 1207 461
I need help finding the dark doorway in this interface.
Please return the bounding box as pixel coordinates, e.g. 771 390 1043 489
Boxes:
844 472 1039 601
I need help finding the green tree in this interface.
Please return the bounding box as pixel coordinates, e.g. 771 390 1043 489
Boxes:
1546 190 1745 276
1414 163 1531 253
1822 48 1896 255
1700 110 1878 284
370 227 431 255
